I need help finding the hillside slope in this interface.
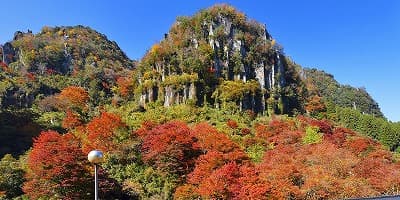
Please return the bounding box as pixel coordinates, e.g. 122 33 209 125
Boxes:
302 68 382 117
0 26 135 156
0 25 134 109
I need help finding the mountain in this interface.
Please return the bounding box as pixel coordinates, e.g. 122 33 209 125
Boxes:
1 4 400 200
135 5 384 121
0 25 134 109
0 25 135 156
0 10 383 121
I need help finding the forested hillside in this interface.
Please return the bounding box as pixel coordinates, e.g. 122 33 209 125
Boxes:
0 25 134 156
303 68 382 117
0 4 399 200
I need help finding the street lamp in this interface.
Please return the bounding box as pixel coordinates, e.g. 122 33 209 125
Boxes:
88 150 104 200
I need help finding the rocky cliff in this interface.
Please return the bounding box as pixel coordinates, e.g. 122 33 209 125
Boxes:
137 5 305 115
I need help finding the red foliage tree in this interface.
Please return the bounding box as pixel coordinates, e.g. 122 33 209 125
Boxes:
84 112 125 153
57 86 88 131
139 120 199 175
185 153 269 199
234 165 270 200
135 120 157 137
344 137 379 155
255 119 297 139
226 119 238 129
189 122 249 176
256 137 399 199
0 61 8 70
188 151 226 185
240 127 251 135
355 149 400 193
298 116 333 134
255 119 302 146
181 123 252 199
171 118 400 199
324 127 355 147
195 162 270 200
258 145 303 199
26 72 35 81
254 123 272 138
197 162 241 199
23 131 91 199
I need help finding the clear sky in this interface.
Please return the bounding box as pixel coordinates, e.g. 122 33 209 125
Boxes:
1 0 399 121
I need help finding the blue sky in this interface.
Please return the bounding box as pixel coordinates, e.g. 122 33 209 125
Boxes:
1 0 399 121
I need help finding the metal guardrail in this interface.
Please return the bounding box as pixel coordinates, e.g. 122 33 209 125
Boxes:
347 195 400 200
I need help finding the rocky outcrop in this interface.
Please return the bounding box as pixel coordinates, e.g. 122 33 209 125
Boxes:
215 21 284 113
0 42 16 65
137 5 303 115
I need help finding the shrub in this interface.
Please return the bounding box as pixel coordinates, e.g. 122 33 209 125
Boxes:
303 126 322 145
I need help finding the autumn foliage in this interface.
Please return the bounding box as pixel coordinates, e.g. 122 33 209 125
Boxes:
23 131 91 199
305 95 326 115
175 117 400 199
116 76 133 97
58 86 89 109
84 112 126 153
0 61 8 70
226 119 238 129
2 6 400 199
24 130 128 199
192 122 245 155
61 109 82 129
16 111 400 199
137 121 199 175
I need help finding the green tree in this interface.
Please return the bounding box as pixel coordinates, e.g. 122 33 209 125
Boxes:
302 126 322 145
0 154 24 199
378 121 399 151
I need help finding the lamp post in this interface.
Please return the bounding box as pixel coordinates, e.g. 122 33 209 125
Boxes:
88 150 104 200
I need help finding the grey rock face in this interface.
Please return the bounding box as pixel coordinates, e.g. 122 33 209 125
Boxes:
140 14 290 114
0 42 16 65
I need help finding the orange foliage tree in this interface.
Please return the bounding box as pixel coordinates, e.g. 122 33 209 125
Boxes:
226 119 238 129
84 112 126 153
116 76 133 98
58 86 89 110
305 95 326 116
57 86 89 131
192 122 246 156
196 162 241 199
354 149 400 193
61 109 83 130
174 122 255 199
255 119 302 146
